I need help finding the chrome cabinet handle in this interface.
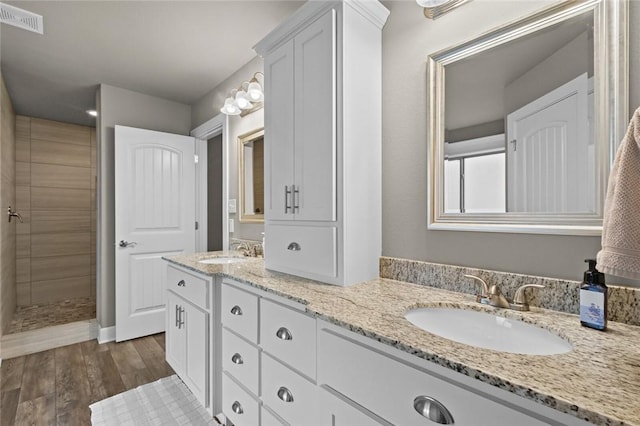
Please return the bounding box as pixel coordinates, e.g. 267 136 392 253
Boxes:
231 401 243 414
230 305 243 316
231 353 244 365
178 307 185 329
177 280 186 287
284 185 292 214
175 305 179 328
277 386 294 403
287 242 301 251
118 240 137 248
292 185 299 213
413 396 454 424
276 327 293 341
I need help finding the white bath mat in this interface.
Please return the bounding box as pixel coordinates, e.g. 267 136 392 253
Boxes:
90 375 222 425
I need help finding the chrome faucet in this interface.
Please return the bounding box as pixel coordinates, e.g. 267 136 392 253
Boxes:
464 274 544 311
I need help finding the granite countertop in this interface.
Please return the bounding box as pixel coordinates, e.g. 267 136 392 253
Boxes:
165 252 640 426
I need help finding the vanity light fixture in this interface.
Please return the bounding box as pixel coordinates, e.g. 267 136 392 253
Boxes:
417 0 471 19
220 72 265 116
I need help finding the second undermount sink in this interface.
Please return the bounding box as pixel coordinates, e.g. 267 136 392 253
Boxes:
404 307 572 355
198 257 247 265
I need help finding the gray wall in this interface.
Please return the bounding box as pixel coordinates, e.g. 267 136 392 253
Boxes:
97 84 191 328
192 56 265 243
381 0 640 286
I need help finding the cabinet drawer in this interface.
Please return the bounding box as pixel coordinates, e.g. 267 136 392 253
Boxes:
222 373 260 426
222 328 260 396
260 298 316 379
261 406 288 426
318 328 552 426
262 354 319 426
167 265 208 310
221 282 259 344
266 225 337 278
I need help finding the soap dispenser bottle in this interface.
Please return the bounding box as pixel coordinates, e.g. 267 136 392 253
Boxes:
580 259 607 331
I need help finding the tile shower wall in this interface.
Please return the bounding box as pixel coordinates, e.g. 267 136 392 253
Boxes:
15 116 96 305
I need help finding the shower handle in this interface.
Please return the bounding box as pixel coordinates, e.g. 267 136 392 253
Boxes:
7 206 23 223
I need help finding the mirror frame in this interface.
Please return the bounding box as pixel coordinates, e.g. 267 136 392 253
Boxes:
238 127 265 224
427 0 628 236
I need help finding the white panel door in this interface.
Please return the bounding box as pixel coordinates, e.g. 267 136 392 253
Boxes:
506 74 588 213
294 9 336 221
264 39 295 221
115 125 196 342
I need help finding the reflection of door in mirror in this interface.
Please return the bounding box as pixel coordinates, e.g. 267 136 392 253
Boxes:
442 10 594 215
507 73 590 213
239 128 265 223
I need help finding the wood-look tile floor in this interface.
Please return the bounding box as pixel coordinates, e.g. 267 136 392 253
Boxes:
6 298 97 335
0 333 174 426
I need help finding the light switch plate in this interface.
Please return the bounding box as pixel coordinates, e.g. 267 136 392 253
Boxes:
228 198 237 214
229 218 234 233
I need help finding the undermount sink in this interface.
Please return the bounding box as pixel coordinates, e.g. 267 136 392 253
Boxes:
404 307 572 355
198 257 247 265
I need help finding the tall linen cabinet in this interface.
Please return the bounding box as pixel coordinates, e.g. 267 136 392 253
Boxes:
255 0 389 286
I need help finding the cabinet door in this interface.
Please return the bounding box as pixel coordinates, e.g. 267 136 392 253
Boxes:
294 9 337 222
165 292 186 376
183 301 209 406
265 39 295 221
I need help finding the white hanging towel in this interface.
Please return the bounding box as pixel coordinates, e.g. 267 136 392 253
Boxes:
597 106 640 280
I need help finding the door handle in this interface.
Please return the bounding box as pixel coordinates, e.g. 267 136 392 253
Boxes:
118 240 137 248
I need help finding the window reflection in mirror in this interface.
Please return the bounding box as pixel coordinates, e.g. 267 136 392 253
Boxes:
238 128 264 223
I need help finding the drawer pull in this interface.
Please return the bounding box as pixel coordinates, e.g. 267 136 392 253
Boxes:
230 305 243 316
231 353 244 365
413 396 454 424
277 386 294 403
287 242 301 251
231 401 244 414
177 279 186 287
276 327 293 341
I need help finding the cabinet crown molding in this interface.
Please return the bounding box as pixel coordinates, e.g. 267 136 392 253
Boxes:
254 0 389 57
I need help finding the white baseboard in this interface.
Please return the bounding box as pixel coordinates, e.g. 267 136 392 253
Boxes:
98 325 116 344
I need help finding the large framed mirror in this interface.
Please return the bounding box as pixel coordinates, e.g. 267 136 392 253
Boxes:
427 0 628 235
238 128 265 223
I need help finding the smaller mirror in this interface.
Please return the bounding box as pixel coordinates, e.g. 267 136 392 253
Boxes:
238 128 265 223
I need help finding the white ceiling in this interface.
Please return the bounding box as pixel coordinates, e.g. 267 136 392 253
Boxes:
1 1 304 126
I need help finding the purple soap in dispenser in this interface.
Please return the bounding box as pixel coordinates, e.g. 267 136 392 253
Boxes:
579 259 607 331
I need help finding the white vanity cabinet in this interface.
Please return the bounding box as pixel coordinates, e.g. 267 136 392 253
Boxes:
255 0 389 286
221 279 319 426
165 264 221 416
317 321 592 426
219 279 592 426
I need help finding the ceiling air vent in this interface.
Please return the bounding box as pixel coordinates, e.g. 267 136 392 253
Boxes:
0 2 43 35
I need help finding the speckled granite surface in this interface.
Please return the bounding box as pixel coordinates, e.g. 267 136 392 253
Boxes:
164 252 640 426
380 256 640 326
